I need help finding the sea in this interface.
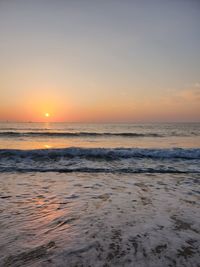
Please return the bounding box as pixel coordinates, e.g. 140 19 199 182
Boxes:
0 122 200 266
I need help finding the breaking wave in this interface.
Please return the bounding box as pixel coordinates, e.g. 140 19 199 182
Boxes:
1 147 199 173
0 147 199 160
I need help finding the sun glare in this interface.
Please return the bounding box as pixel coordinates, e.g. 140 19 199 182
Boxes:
45 113 50 117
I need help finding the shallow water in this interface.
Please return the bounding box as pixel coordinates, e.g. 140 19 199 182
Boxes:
0 123 199 266
0 172 199 267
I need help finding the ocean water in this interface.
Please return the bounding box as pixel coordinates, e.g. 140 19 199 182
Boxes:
0 122 200 173
0 123 200 266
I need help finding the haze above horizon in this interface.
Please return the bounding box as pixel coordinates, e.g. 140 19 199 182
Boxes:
0 0 200 122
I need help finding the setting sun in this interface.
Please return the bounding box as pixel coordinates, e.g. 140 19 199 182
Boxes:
45 113 50 117
0 1 200 266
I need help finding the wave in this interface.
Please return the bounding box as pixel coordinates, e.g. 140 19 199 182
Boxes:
0 147 199 173
0 131 163 138
0 147 200 160
1 166 199 174
1 131 199 138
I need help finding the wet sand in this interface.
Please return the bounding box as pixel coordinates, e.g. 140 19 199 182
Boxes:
0 172 199 267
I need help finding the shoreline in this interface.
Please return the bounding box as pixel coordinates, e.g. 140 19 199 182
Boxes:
0 172 199 266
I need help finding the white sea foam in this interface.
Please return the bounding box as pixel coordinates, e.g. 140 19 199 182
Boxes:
0 147 199 173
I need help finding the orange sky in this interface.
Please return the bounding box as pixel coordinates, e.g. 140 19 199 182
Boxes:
0 85 199 122
0 1 200 122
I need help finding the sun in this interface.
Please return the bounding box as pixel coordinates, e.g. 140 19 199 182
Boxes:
45 113 50 117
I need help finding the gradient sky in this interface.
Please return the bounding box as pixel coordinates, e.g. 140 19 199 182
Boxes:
0 0 200 122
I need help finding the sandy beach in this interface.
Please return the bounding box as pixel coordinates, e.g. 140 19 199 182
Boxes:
0 171 199 267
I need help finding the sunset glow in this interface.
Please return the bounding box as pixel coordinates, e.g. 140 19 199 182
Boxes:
0 2 200 266
0 1 199 122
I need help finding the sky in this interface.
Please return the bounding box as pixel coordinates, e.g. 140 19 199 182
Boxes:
0 0 200 122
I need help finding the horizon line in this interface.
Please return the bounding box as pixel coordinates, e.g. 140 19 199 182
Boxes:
0 121 199 124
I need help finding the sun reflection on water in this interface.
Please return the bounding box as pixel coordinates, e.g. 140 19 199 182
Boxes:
44 144 52 149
